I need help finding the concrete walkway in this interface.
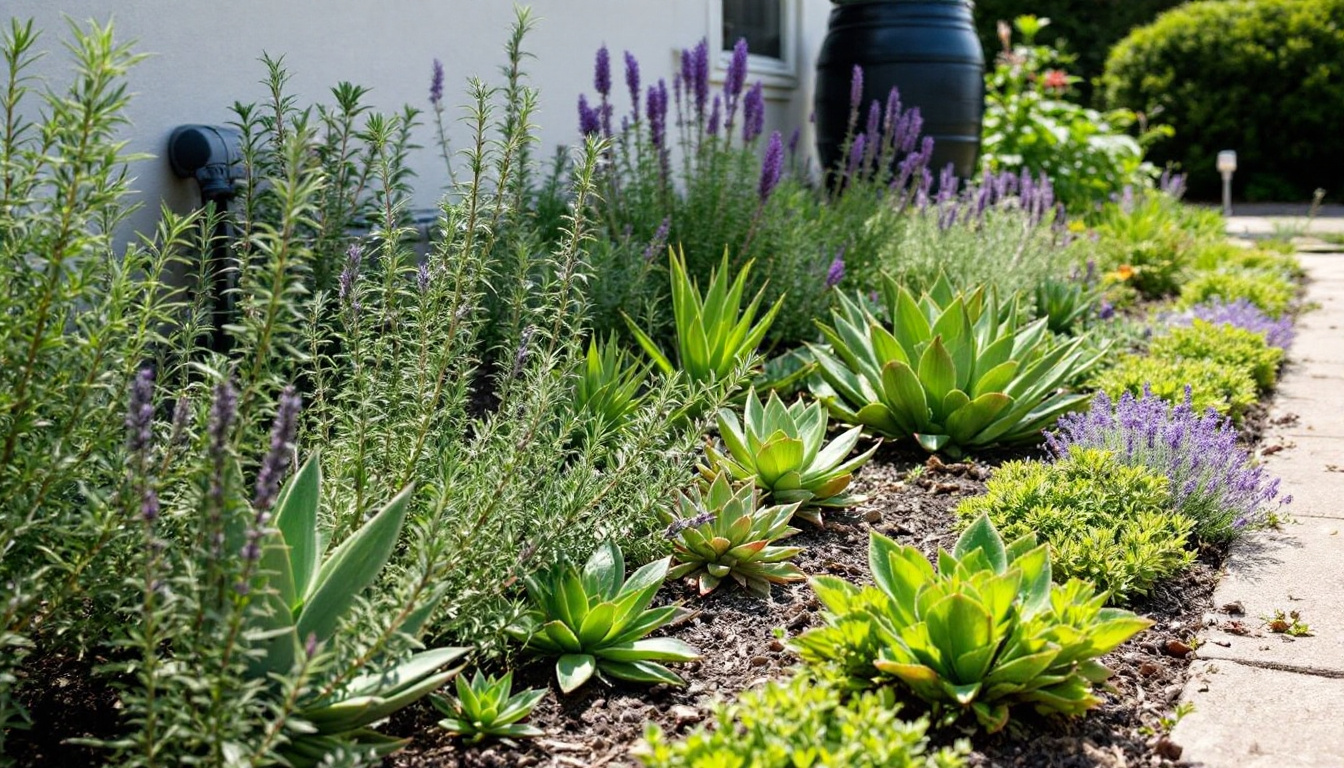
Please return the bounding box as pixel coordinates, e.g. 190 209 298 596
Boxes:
1170 248 1344 767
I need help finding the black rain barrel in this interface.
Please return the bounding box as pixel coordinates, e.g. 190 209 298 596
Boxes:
815 0 984 181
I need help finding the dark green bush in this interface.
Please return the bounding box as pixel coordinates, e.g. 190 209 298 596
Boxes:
1102 0 1344 201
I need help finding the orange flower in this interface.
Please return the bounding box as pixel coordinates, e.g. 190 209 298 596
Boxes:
1114 265 1135 281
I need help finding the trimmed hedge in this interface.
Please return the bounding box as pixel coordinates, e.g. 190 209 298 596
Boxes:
973 0 1186 104
1102 0 1344 201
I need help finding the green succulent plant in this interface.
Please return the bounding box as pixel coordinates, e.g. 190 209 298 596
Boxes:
1032 275 1101 335
573 333 648 445
507 542 700 693
808 276 1104 456
660 471 805 597
703 388 879 526
432 669 546 744
250 454 468 765
792 515 1152 733
625 247 783 388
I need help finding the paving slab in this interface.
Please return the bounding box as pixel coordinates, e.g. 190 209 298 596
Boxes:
1194 522 1344 672
1174 250 1344 768
1170 660 1344 768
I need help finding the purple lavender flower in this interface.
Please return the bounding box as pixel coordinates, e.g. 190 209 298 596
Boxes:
938 203 960 231
725 38 748 99
429 59 445 109
1173 298 1295 350
417 262 431 294
643 216 671 263
706 95 722 137
206 378 237 529
126 368 155 455
1048 389 1289 543
578 94 601 137
862 100 881 169
848 65 864 115
742 82 765 143
647 79 668 149
624 51 641 116
339 242 362 305
665 510 717 538
692 39 710 117
759 131 784 202
512 325 536 379
254 385 301 513
935 164 958 204
846 134 866 179
594 45 611 97
825 247 846 289
141 488 160 524
787 127 801 159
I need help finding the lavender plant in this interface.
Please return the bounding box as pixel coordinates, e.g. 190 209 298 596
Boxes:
1171 298 1295 351
1047 389 1290 544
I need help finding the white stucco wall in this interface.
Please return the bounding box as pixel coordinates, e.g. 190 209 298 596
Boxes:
10 1 833 242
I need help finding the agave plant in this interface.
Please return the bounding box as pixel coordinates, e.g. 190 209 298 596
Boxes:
507 542 700 693
703 388 879 526
625 247 783 388
432 670 546 744
660 471 805 597
573 333 648 445
793 515 1151 733
251 454 468 765
808 275 1104 456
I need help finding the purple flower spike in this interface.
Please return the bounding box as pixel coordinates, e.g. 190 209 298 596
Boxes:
846 134 866 178
126 368 155 455
825 247 846 289
594 45 611 96
1172 298 1295 350
707 95 722 137
429 59 445 109
254 385 301 513
578 94 601 137
759 131 784 202
692 39 710 116
787 127 801 159
848 65 864 114
742 82 765 143
624 51 641 115
643 216 672 263
725 38 749 98
647 79 668 150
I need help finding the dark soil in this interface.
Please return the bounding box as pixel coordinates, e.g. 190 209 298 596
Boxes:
388 442 1220 768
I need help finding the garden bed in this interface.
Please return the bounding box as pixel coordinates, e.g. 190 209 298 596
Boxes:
387 443 1226 768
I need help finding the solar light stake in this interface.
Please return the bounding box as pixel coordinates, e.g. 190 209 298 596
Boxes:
1217 150 1237 217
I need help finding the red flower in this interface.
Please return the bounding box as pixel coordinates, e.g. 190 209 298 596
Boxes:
1042 69 1069 92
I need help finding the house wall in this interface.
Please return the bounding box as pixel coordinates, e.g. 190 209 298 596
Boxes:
11 0 833 242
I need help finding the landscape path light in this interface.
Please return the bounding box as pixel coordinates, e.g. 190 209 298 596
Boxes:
1217 150 1237 216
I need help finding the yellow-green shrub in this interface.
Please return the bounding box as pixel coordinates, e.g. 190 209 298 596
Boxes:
1150 319 1283 391
1178 271 1294 319
1090 355 1258 421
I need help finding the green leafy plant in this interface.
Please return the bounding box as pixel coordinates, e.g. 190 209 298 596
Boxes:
1091 191 1200 298
792 515 1153 732
431 670 546 744
1032 274 1101 335
1150 319 1283 391
1190 243 1303 281
982 16 1165 209
572 333 649 446
956 449 1196 602
625 247 784 390
1178 271 1295 319
1090 354 1258 421
636 674 969 768
704 388 879 525
1262 609 1312 637
507 542 700 693
249 455 469 763
660 471 805 597
809 276 1103 456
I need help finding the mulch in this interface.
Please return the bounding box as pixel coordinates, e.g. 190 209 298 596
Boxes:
388 442 1222 768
